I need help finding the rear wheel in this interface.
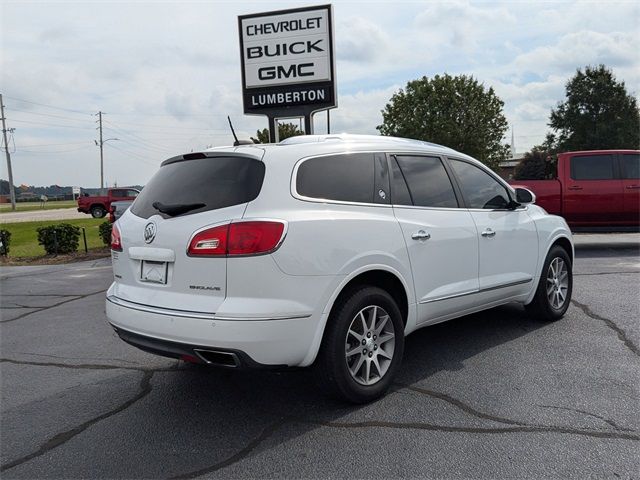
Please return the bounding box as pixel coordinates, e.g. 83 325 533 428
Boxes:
316 286 404 403
91 206 106 218
526 246 572 321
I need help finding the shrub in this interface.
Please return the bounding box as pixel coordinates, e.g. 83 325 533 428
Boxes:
36 223 80 255
99 221 112 246
0 229 11 255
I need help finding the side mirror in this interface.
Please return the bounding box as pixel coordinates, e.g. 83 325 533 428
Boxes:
515 187 536 205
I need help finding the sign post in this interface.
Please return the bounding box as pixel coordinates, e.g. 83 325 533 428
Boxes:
239 4 336 142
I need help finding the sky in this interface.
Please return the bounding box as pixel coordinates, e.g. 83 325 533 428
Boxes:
1 0 639 188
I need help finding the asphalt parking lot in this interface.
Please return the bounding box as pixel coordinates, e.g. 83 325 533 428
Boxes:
1 234 639 479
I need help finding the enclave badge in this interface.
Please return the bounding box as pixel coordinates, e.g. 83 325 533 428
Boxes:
143 222 157 244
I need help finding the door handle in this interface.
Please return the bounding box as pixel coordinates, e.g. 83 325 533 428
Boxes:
567 186 583 191
626 185 640 190
481 228 496 238
411 230 431 241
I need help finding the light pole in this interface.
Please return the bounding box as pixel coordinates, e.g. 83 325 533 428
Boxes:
94 137 119 190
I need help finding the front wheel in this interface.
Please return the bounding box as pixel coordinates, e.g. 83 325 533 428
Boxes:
526 246 572 321
316 286 404 403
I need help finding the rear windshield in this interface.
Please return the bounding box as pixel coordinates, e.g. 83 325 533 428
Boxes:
130 156 265 219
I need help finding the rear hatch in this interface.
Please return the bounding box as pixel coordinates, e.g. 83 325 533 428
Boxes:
111 151 265 313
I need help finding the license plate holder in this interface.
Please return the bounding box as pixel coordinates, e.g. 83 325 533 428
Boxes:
140 260 168 284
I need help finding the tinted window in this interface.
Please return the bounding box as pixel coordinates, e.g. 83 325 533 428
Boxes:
111 190 126 198
450 159 510 209
390 157 412 205
570 155 614 180
622 154 640 179
131 156 265 219
395 156 458 208
126 190 139 197
297 153 374 203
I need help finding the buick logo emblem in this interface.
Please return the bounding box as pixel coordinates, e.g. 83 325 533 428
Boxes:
143 222 157 244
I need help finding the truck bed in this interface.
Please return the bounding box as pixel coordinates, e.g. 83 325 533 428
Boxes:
510 179 562 215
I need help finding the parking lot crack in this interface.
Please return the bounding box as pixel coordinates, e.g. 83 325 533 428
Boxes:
538 404 633 432
571 299 639 357
0 289 108 324
0 358 183 373
0 371 154 473
170 417 291 479
398 384 528 426
306 420 640 441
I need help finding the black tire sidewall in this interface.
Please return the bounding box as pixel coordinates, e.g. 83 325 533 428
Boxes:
91 206 105 218
532 246 573 320
321 286 404 403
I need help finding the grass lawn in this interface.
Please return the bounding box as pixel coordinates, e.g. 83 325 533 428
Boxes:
1 218 108 258
0 200 78 213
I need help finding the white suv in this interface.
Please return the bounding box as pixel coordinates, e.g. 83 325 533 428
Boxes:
106 134 573 402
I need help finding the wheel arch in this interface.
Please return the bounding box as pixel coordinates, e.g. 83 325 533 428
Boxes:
301 266 412 367
550 235 573 264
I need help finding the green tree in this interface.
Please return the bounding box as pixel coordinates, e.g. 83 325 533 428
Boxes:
254 122 304 143
549 65 640 151
513 148 556 180
377 74 510 170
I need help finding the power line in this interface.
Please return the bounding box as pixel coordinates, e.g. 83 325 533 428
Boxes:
105 142 160 167
103 121 179 153
10 118 95 130
16 145 94 154
3 96 91 115
14 141 92 148
103 118 228 133
6 107 92 122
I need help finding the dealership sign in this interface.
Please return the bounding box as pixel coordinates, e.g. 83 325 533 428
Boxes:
238 5 336 117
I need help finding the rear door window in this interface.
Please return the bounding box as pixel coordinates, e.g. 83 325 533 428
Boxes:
395 155 458 208
296 153 375 203
622 154 640 179
131 156 265 219
570 154 615 180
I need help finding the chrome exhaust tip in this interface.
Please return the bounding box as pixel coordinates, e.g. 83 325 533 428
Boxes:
193 349 240 368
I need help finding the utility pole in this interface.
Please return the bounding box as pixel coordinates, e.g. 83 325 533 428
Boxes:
96 111 104 190
0 94 16 211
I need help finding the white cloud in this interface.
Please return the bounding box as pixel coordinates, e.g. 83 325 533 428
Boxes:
1 0 639 186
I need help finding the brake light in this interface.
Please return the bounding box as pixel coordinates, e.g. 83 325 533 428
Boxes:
111 223 123 251
188 221 285 257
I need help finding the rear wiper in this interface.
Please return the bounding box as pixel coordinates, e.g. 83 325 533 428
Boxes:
152 201 205 216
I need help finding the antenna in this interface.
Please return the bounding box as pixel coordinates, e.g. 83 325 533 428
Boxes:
227 116 257 146
227 116 240 146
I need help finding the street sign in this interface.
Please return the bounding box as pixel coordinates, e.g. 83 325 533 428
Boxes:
238 4 336 129
72 186 81 195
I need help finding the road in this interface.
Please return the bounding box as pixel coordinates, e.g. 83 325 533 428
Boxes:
0 208 89 224
1 234 638 479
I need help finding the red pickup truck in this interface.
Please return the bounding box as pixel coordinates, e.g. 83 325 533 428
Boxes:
77 188 139 218
510 150 640 230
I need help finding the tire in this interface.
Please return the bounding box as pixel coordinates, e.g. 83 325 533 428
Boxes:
91 206 106 218
525 245 572 321
316 286 404 403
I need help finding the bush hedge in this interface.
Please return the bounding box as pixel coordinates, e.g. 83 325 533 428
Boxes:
99 221 112 246
0 229 11 255
36 223 81 255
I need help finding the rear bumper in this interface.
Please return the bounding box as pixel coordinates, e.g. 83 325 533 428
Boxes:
112 326 284 368
106 294 319 367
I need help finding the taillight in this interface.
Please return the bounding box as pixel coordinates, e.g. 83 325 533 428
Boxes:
188 221 285 257
111 223 123 251
187 224 229 256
